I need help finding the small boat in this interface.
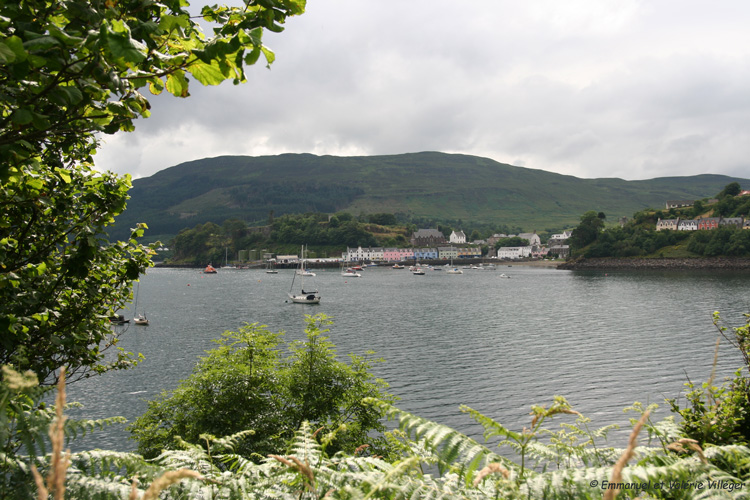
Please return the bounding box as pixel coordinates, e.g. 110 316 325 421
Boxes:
350 265 364 271
445 258 462 274
412 268 426 275
203 264 217 274
221 248 235 269
288 246 320 304
109 314 129 324
297 269 316 277
392 264 405 269
499 273 511 279
132 281 149 325
265 260 278 274
342 267 362 278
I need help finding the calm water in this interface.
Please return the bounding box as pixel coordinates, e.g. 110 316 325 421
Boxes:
66 265 750 452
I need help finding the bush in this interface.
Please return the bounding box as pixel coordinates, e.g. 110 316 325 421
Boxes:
128 314 397 460
668 313 750 445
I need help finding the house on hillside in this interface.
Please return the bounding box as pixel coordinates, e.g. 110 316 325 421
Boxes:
449 230 466 244
547 231 572 246
518 232 541 246
547 245 570 258
720 217 744 228
666 200 694 209
678 219 698 231
656 218 680 231
410 229 446 247
697 218 721 230
744 220 750 230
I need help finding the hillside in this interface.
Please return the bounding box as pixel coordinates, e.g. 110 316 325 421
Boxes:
111 152 749 241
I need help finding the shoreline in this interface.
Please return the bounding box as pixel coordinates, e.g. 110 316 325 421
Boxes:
557 257 750 270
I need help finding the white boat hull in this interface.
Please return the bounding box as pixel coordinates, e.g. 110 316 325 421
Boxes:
288 292 321 304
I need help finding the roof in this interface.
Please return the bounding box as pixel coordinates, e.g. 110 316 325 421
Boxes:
413 228 444 238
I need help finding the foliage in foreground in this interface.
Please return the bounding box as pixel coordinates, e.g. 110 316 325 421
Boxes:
668 313 750 446
0 0 305 385
128 314 397 461
5 366 750 499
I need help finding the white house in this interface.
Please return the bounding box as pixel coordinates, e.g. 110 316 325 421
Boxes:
656 218 680 231
344 247 384 262
449 230 466 244
547 231 572 246
497 246 533 260
678 219 698 231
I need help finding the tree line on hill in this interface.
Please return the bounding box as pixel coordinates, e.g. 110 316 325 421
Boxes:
569 182 750 258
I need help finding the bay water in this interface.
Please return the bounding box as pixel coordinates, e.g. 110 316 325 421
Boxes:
66 265 750 452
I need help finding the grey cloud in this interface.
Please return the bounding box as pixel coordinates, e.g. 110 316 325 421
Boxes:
95 0 750 182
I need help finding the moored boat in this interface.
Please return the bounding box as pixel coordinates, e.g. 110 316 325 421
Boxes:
288 246 320 304
342 267 362 278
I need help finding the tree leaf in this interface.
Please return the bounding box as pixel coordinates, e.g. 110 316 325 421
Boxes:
166 70 189 97
186 60 226 86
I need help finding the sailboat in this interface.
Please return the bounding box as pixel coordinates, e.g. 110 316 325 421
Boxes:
288 246 320 304
265 259 278 274
341 262 362 277
133 281 149 325
221 248 235 269
295 246 316 276
446 257 463 274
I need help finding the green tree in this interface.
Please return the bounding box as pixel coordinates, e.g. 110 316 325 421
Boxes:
494 236 529 249
129 314 396 460
718 182 742 198
568 210 605 253
0 0 305 383
690 199 705 218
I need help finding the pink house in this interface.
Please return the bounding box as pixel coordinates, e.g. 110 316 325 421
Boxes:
383 248 413 261
697 218 720 230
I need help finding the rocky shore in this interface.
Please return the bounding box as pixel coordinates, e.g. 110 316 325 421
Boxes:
557 257 750 270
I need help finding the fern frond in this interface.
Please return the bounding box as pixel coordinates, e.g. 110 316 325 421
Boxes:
71 449 161 479
460 405 523 442
288 421 322 466
64 473 136 499
63 416 128 443
365 398 517 487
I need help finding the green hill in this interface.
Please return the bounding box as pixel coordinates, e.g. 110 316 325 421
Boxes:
111 152 749 241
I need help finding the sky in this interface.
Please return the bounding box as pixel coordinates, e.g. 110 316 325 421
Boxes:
95 0 750 181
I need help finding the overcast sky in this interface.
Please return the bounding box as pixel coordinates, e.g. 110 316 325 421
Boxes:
95 0 750 181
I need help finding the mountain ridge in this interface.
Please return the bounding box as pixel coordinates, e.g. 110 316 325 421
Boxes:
111 152 749 241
